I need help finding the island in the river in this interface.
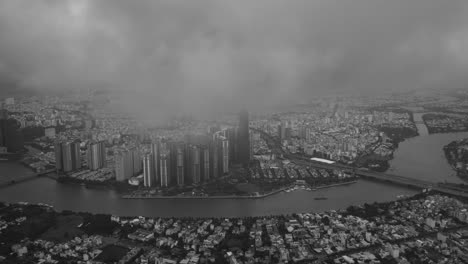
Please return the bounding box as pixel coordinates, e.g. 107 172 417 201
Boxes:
444 138 468 182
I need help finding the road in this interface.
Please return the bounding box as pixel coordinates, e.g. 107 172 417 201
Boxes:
253 128 468 198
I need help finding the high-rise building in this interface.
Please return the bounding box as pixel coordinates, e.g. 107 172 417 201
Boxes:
160 150 170 187
56 141 81 173
54 142 63 172
132 148 142 175
143 153 155 187
62 142 73 172
298 125 307 139
159 141 172 187
115 150 134 181
227 127 238 163
87 141 106 171
249 132 254 159
284 127 292 140
175 144 185 187
151 142 160 184
72 141 81 171
278 124 284 139
221 138 229 174
238 109 250 166
189 145 201 184
201 146 210 182
210 140 219 179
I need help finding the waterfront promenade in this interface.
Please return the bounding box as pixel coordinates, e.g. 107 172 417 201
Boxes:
122 180 358 199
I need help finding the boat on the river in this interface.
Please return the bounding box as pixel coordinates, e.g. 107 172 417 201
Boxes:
314 197 328 200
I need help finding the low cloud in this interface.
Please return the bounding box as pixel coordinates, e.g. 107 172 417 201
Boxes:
1 0 468 118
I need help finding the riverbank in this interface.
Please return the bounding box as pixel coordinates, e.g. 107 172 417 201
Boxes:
121 180 358 199
443 138 468 182
1 191 467 264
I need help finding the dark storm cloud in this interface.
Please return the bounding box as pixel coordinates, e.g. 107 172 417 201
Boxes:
0 0 468 117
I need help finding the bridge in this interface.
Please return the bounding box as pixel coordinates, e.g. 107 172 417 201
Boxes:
0 169 56 189
253 128 468 198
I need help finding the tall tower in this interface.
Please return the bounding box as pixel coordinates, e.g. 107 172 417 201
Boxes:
159 142 171 187
175 144 185 187
188 145 201 185
131 148 142 175
143 153 155 187
71 141 81 171
151 142 160 184
201 146 210 182
221 137 229 174
238 109 250 166
61 142 73 173
115 150 133 181
54 142 63 173
87 141 106 171
227 127 238 163
210 140 219 179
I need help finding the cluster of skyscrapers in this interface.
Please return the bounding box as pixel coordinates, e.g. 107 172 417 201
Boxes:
127 110 251 188
130 129 232 188
55 140 106 173
54 110 251 187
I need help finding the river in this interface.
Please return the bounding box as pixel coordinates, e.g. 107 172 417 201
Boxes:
389 112 468 184
1 127 467 217
0 174 415 218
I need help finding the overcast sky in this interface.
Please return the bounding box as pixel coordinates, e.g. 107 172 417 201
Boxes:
1 0 468 117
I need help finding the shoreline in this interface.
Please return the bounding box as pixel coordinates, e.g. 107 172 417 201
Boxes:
443 139 468 183
121 180 358 199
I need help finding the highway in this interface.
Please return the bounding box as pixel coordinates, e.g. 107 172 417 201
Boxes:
253 128 468 198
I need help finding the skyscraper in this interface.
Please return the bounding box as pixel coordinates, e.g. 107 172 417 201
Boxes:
212 131 229 176
62 142 73 172
143 153 155 187
132 148 142 175
189 145 201 184
227 127 238 163
71 141 82 171
54 142 63 172
159 142 171 187
115 150 134 181
238 109 250 166
160 151 170 187
201 146 210 182
175 144 185 187
87 141 106 171
56 141 81 173
249 132 254 159
221 137 229 174
210 140 219 179
151 142 160 184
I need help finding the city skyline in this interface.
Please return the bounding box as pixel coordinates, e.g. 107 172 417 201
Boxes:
1 1 468 263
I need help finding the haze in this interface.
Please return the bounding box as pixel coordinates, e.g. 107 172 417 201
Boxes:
1 0 468 118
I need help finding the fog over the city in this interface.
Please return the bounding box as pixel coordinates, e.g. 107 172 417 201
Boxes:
1 0 468 117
